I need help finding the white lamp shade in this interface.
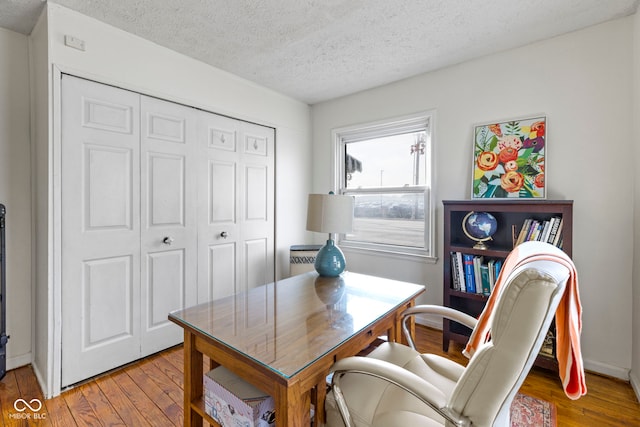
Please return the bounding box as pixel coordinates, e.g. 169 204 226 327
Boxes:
306 193 354 234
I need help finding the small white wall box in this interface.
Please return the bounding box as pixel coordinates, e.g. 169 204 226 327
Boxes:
289 244 322 276
204 366 275 427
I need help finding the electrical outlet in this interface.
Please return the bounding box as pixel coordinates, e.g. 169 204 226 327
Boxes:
64 35 86 51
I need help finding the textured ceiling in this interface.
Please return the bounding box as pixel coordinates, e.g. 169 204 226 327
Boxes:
1 0 638 104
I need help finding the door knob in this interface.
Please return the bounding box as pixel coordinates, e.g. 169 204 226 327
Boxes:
162 236 174 245
220 231 228 239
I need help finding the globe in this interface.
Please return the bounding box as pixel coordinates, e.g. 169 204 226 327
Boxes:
462 211 498 249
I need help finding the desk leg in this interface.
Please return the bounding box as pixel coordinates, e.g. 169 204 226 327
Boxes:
314 378 327 425
391 300 416 343
274 380 309 427
184 331 203 427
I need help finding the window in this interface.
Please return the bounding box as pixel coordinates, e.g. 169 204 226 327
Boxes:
333 112 435 258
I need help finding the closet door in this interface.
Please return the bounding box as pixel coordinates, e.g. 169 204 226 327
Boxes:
61 76 141 387
238 121 275 291
197 113 275 302
140 96 198 355
197 113 241 301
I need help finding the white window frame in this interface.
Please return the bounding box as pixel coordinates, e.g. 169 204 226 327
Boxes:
332 111 436 260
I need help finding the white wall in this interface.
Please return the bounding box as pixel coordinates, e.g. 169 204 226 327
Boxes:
312 18 635 379
0 28 32 370
632 11 640 397
30 3 312 396
29 7 52 395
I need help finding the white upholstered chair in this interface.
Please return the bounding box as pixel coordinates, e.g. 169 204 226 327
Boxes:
325 241 571 427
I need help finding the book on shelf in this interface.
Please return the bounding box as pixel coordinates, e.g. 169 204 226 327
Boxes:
487 259 502 293
450 252 460 291
473 256 483 295
515 219 531 246
462 253 476 293
515 216 564 248
456 251 466 292
552 218 564 247
451 252 501 296
493 259 503 284
480 264 491 296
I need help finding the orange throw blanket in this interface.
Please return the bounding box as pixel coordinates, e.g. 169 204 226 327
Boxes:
463 242 587 400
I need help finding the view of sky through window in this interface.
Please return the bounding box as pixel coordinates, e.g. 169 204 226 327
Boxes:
345 131 427 188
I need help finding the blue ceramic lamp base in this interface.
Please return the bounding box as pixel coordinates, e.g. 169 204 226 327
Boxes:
314 239 346 277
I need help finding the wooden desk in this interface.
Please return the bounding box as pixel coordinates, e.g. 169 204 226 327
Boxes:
169 271 424 427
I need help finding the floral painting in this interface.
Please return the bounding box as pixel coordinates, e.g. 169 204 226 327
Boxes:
472 116 546 199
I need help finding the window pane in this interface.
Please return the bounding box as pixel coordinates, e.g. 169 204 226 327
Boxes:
345 131 427 188
345 193 425 248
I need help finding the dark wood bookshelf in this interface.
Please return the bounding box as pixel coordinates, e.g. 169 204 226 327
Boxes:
442 199 573 371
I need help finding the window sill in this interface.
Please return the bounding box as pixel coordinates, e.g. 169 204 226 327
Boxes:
341 244 438 264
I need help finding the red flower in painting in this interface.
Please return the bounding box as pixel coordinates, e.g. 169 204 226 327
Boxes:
488 124 502 137
531 121 545 137
534 173 545 188
498 147 518 163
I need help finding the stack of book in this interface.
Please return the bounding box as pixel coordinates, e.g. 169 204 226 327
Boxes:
450 252 502 296
514 216 564 248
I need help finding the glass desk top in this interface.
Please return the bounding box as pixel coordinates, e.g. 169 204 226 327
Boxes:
169 271 424 379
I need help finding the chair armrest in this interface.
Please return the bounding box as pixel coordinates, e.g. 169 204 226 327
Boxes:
402 305 477 350
330 356 469 427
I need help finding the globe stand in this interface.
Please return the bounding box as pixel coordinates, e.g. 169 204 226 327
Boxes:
471 239 491 250
462 211 498 250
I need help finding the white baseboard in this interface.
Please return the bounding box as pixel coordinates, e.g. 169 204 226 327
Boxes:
629 370 640 402
31 361 54 398
415 315 441 330
583 359 630 381
7 352 31 371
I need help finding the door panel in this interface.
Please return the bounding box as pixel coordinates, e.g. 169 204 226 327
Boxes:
83 256 134 347
82 97 133 134
61 75 141 387
245 165 268 221
210 160 236 223
146 249 185 329
245 238 269 290
140 95 197 355
84 144 133 230
148 153 185 226
208 243 237 299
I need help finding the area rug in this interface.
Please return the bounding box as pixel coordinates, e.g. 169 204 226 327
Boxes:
511 393 557 427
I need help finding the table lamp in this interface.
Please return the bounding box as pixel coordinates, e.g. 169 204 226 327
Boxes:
306 192 354 277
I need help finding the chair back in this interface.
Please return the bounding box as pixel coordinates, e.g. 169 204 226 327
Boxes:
447 248 570 426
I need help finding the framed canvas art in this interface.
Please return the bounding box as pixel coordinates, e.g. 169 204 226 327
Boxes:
472 116 546 199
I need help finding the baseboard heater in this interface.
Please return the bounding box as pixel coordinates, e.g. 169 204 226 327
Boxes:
0 204 7 379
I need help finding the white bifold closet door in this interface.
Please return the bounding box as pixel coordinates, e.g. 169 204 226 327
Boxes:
139 95 198 356
197 112 275 302
60 75 275 387
60 76 198 387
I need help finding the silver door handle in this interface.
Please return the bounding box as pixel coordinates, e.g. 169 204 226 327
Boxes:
220 231 228 239
162 237 174 245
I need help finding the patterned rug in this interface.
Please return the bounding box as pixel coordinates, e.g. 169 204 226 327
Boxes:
511 393 556 427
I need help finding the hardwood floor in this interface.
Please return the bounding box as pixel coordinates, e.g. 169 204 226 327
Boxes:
0 326 638 426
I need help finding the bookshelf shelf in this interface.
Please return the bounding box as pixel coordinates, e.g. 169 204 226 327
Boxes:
442 199 573 371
